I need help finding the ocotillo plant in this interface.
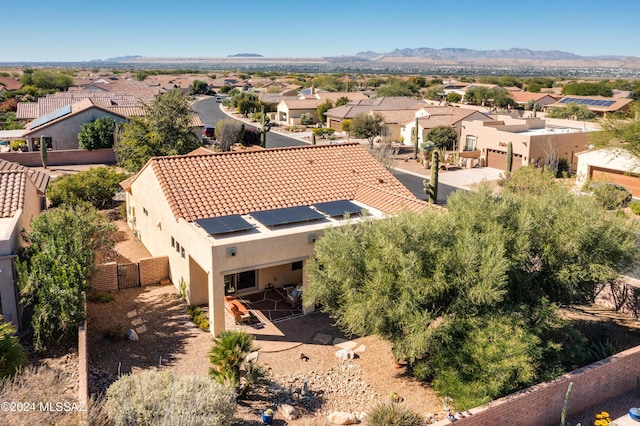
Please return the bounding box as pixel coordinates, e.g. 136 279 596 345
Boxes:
40 135 47 169
412 117 419 159
429 150 439 204
506 141 513 174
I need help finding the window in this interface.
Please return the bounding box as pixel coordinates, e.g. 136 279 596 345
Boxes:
176 242 180 253
181 247 185 258
464 135 477 151
171 236 175 248
292 261 303 271
143 207 148 216
32 137 52 151
224 270 257 295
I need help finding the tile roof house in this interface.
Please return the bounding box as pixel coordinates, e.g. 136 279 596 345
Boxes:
0 166 46 328
510 92 558 108
121 143 429 334
545 95 633 116
0 77 23 92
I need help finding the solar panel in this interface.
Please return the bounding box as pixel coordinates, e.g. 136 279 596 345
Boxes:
27 104 72 130
196 215 254 235
559 97 615 108
601 100 615 107
251 206 325 227
313 200 364 217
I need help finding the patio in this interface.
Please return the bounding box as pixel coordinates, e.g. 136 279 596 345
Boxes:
232 286 304 327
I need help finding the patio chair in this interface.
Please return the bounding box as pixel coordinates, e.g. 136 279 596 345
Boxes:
285 285 302 307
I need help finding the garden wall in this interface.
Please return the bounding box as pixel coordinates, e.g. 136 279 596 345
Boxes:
0 148 116 167
90 262 118 292
139 256 170 286
432 345 640 426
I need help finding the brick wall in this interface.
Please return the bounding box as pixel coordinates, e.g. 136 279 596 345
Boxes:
0 148 116 167
90 262 118 292
432 345 640 426
595 277 640 319
139 256 169 286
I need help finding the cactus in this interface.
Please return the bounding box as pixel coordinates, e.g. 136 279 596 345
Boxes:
506 141 513 174
560 382 573 426
412 117 419 159
312 131 316 145
428 150 439 204
259 106 271 148
40 135 48 169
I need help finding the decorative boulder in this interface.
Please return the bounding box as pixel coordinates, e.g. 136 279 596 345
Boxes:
327 411 360 425
126 329 139 341
335 348 355 360
278 404 299 421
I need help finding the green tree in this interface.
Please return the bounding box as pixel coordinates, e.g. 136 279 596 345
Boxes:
192 79 209 94
562 81 613 97
590 103 640 157
214 119 245 152
316 100 333 126
300 112 315 125
78 116 119 150
426 126 457 150
335 96 351 107
446 92 462 104
47 167 128 208
376 77 420 97
16 203 116 351
546 104 596 121
114 89 201 172
350 112 384 148
21 70 73 90
342 119 352 141
0 319 27 379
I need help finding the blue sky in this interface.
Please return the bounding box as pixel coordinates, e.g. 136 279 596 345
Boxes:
3 0 639 62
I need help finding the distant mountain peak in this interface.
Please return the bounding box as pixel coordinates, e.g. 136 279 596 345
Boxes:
354 47 592 61
228 53 263 57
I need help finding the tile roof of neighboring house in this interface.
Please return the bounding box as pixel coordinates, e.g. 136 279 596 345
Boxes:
279 99 323 109
0 171 27 218
124 143 429 221
325 97 426 120
16 102 38 120
17 92 144 120
510 92 557 104
301 92 369 102
0 77 23 91
415 107 488 127
0 159 49 195
23 98 128 135
107 105 146 117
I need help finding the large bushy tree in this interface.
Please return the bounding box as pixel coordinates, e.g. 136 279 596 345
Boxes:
350 112 385 148
16 203 116 351
426 126 458 150
114 90 201 172
214 119 245 152
305 177 639 409
78 116 119 150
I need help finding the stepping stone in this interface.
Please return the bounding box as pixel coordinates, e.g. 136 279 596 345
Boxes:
313 333 333 345
333 338 358 349
126 310 138 318
131 318 143 326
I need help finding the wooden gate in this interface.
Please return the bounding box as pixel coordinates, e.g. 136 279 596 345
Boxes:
118 262 140 289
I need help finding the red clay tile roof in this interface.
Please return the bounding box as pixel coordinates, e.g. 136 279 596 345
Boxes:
0 77 23 91
0 171 27 218
131 143 428 221
0 159 49 195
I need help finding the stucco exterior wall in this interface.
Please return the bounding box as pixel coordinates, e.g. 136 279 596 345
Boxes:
575 148 640 190
23 109 126 151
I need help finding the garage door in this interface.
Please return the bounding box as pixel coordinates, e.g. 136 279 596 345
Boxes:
486 149 523 171
591 167 640 197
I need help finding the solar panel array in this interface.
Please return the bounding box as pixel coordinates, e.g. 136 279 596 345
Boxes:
313 200 363 217
27 104 72 130
559 97 615 107
251 206 325 227
196 215 254 235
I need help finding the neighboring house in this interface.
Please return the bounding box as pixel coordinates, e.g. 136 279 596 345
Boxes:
121 143 429 335
325 97 427 131
0 77 23 93
400 107 492 147
544 95 633 116
459 116 596 171
22 98 128 151
510 92 558 109
0 163 49 328
575 148 640 197
276 98 323 125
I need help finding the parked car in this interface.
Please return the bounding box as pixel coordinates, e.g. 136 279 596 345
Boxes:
215 96 222 103
202 125 215 138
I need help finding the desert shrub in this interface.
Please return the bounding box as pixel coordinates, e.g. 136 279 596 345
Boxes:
583 181 632 209
186 305 209 331
47 167 128 208
241 126 260 146
631 201 640 215
87 290 114 303
0 318 27 379
102 323 126 341
300 112 314 125
366 401 423 426
312 128 335 139
104 370 236 426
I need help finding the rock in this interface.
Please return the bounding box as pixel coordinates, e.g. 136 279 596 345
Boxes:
126 329 139 341
278 403 299 421
327 411 360 424
335 348 355 360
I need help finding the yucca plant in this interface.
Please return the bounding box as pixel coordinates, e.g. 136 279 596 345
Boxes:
366 401 423 426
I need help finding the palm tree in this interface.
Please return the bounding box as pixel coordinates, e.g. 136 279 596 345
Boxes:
208 330 268 397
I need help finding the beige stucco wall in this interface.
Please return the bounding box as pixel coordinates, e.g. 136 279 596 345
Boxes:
0 177 42 327
460 117 593 170
23 108 126 151
575 148 640 190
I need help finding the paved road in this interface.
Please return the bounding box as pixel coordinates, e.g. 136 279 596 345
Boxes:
192 96 462 204
192 96 306 148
